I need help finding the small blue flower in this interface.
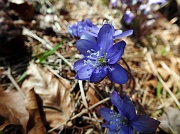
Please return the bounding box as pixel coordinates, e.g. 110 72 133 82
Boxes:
68 18 98 38
98 91 160 134
74 24 128 84
85 25 133 40
139 0 166 14
124 10 134 24
120 0 140 6
68 18 133 40
110 0 117 7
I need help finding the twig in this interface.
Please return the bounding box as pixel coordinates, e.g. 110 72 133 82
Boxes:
78 80 91 117
70 79 78 92
92 111 102 123
160 61 180 81
156 92 180 109
45 65 64 79
72 97 109 119
146 53 180 107
23 27 73 70
5 67 26 99
48 97 110 132
79 80 88 108
58 93 82 134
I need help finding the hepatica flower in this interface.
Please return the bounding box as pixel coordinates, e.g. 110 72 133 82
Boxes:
84 25 133 40
124 10 134 24
98 91 160 134
68 18 133 40
139 0 167 14
68 18 98 38
110 0 117 7
120 0 141 6
74 24 128 84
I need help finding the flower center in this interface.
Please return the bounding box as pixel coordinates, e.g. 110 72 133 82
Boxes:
109 111 128 131
84 48 109 69
98 57 107 65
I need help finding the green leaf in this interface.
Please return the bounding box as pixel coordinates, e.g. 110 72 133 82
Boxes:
156 81 162 97
17 72 26 83
38 41 64 64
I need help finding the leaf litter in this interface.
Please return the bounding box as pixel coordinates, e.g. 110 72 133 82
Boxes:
25 89 46 134
0 89 29 133
0 0 179 133
21 62 75 130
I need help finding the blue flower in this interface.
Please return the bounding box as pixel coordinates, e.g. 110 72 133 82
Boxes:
68 18 133 40
68 18 98 38
120 0 141 6
124 10 134 24
110 0 117 7
74 24 128 84
84 26 133 40
98 91 160 134
139 0 166 14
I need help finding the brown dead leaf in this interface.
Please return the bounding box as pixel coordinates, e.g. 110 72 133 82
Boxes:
21 62 74 130
0 89 29 133
1 124 24 134
86 87 99 106
25 89 46 134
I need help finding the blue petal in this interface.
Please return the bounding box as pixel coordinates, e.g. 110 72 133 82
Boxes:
89 25 99 34
75 65 94 80
107 130 119 134
114 30 133 39
80 34 97 44
76 39 99 56
83 18 100 37
74 58 87 72
113 30 122 37
120 126 133 134
107 41 126 64
110 91 123 112
97 24 114 52
85 18 99 33
77 21 85 37
102 122 111 128
68 24 78 37
98 107 117 122
130 115 160 133
83 30 98 38
102 121 117 130
110 0 117 7
90 67 108 83
124 10 134 24
110 91 136 120
107 63 128 84
84 18 93 26
121 96 136 120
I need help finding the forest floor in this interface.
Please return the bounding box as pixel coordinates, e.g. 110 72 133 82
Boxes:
0 0 179 134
